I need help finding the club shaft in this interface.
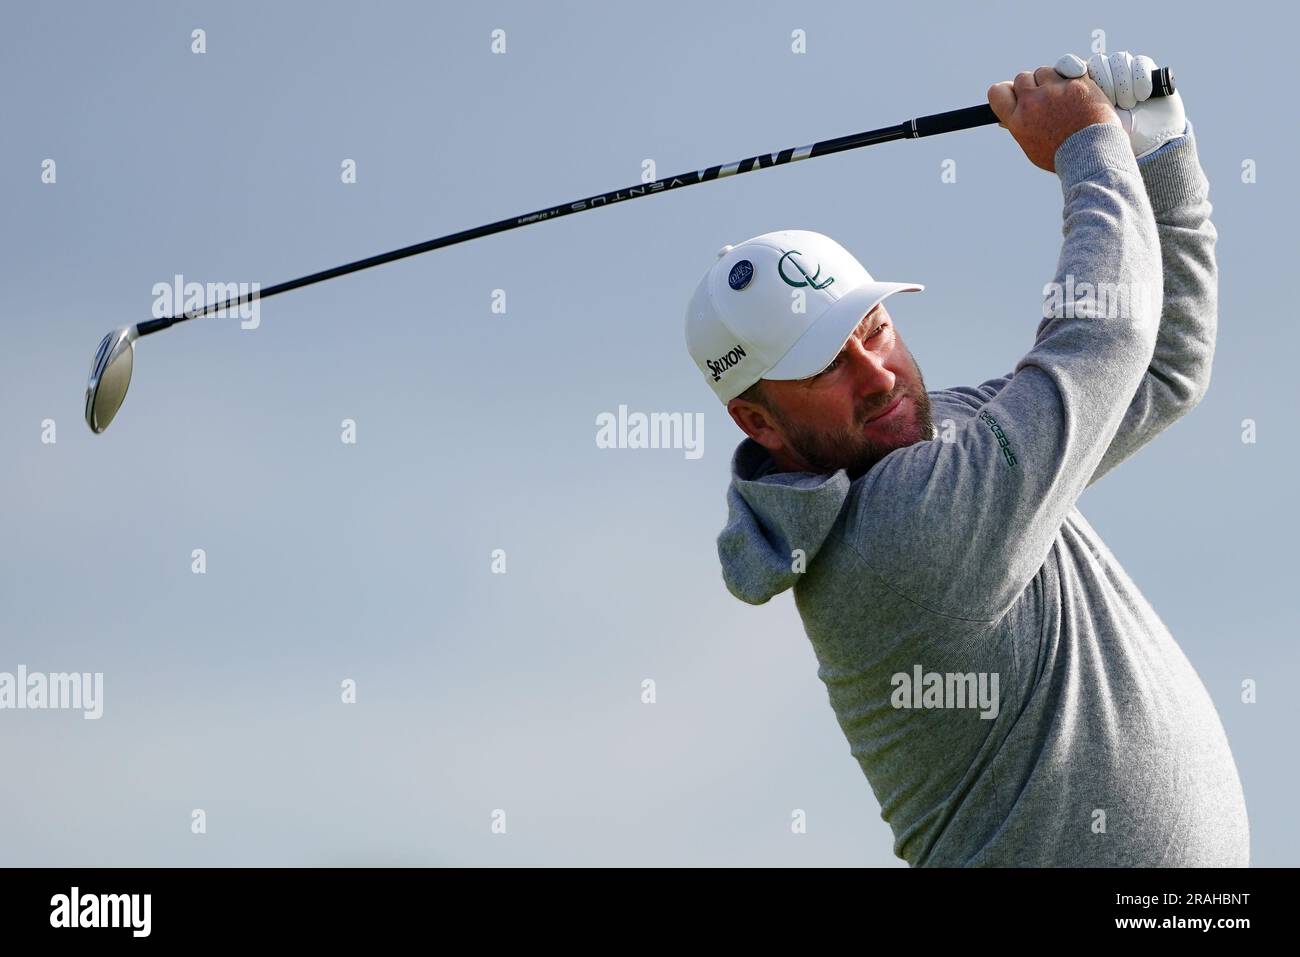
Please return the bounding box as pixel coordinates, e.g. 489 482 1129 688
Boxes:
136 66 1173 337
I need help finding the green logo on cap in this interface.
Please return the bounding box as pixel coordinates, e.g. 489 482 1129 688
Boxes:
777 249 834 290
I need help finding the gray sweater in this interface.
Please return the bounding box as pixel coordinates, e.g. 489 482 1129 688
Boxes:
716 119 1249 866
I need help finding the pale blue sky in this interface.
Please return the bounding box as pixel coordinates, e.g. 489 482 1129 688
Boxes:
1 0 1295 865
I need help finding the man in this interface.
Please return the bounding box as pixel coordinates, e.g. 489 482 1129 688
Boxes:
683 52 1248 866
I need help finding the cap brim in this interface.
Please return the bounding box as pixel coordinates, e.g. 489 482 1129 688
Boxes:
763 282 924 381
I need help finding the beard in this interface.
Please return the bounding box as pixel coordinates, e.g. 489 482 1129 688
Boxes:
772 372 935 481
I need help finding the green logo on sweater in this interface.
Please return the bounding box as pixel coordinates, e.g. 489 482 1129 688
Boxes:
978 410 1017 467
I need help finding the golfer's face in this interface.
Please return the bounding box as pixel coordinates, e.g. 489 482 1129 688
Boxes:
764 304 933 479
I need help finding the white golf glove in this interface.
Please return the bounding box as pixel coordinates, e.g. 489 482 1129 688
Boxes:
1055 51 1186 158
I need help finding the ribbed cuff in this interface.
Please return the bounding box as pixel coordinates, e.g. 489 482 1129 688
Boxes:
1137 119 1208 214
1055 122 1140 193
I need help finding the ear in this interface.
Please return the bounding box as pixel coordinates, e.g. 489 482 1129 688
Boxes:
727 398 787 454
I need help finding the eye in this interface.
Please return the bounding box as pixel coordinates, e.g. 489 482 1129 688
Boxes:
815 322 889 382
818 355 843 377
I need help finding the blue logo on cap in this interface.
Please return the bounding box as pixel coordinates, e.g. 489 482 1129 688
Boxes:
728 260 754 290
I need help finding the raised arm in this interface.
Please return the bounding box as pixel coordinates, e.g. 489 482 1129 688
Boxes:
1084 119 1215 485
929 121 1214 487
849 67 1163 623
942 57 1213 487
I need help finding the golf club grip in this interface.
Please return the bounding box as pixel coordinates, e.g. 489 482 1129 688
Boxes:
911 65 1174 138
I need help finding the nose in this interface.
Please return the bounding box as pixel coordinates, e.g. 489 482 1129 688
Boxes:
844 335 896 400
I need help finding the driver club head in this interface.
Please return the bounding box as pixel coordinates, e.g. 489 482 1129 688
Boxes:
85 325 139 434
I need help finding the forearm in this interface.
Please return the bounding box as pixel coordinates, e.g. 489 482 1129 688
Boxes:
1138 118 1217 404
857 123 1164 621
1086 119 1216 486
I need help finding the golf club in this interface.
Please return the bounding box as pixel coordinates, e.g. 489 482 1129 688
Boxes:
84 67 1174 434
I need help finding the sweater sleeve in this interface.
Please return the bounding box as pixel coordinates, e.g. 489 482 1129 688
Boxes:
931 120 1215 488
850 122 1163 623
1083 119 1217 486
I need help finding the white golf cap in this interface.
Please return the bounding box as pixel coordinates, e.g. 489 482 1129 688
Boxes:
684 229 924 404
